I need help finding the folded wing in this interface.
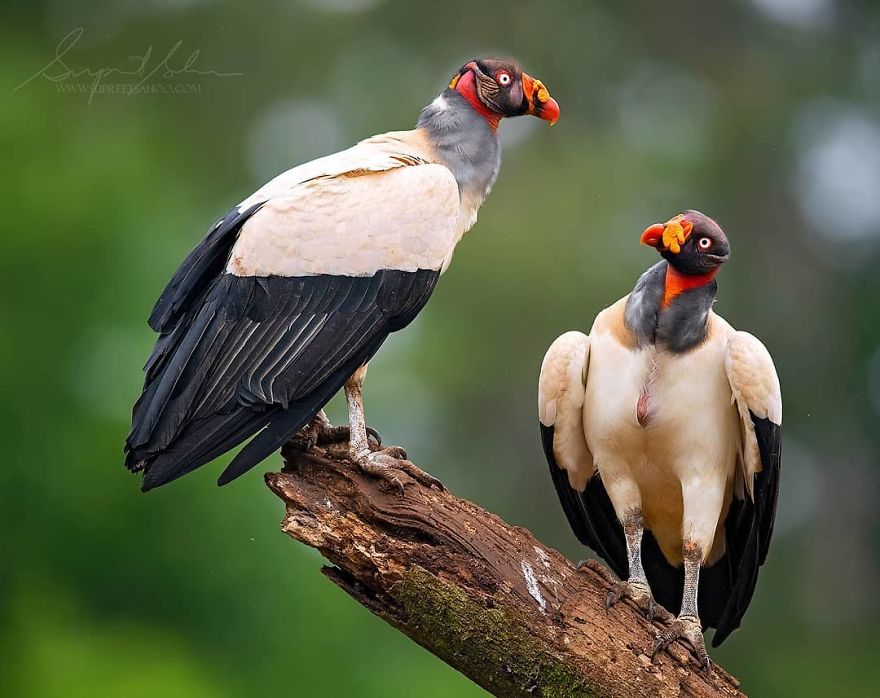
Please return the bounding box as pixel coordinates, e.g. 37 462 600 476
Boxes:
538 332 629 578
714 331 782 645
126 140 459 490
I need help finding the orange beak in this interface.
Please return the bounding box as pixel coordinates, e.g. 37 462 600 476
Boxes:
640 223 666 248
640 217 693 253
522 72 560 125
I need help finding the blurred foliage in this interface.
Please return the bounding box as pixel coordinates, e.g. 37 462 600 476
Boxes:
2 0 879 696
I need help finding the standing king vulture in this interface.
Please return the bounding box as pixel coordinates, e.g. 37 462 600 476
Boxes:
538 211 781 667
125 58 559 492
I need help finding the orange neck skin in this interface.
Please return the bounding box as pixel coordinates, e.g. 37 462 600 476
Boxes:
454 71 501 131
662 265 717 309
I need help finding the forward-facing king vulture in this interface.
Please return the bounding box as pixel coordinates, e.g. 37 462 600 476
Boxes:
539 212 781 666
125 58 559 492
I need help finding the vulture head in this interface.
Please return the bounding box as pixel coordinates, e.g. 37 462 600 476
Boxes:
640 210 731 275
448 58 560 127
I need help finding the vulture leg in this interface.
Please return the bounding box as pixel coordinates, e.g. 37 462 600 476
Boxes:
652 540 711 671
604 509 657 620
343 365 443 493
288 410 382 452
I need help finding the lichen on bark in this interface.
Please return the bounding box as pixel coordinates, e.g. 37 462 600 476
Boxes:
395 566 595 698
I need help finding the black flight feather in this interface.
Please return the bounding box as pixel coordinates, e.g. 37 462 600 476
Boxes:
149 203 264 334
540 424 628 580
711 413 781 646
127 269 439 491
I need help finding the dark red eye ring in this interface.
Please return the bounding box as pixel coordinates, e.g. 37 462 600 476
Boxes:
496 71 512 86
698 237 712 251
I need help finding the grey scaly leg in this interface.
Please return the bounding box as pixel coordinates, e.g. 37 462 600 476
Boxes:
343 365 443 494
652 539 711 671
603 509 658 620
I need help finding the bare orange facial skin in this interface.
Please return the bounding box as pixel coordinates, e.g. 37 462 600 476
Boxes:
662 265 718 309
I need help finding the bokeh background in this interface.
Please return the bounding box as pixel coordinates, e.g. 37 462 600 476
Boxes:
3 0 879 695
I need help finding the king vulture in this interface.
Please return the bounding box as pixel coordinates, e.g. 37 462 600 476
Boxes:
538 211 781 667
126 58 559 492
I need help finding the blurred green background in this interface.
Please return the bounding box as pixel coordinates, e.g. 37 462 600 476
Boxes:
2 0 879 695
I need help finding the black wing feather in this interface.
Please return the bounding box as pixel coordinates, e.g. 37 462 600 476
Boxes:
217 331 389 485
127 269 439 491
148 203 264 334
712 413 781 645
540 424 628 580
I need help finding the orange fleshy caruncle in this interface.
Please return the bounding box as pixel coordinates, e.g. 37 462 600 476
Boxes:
640 215 694 253
522 71 559 125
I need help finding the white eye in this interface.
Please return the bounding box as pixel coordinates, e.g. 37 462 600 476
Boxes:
497 72 511 86
698 237 712 250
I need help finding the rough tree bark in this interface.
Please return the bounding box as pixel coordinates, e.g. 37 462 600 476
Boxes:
266 444 747 698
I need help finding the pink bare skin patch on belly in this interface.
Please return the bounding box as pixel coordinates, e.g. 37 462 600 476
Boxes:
637 390 651 426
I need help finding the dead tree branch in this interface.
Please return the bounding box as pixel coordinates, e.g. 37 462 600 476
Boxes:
266 446 746 698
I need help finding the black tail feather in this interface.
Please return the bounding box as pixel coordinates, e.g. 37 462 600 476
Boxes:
140 408 273 491
541 424 628 580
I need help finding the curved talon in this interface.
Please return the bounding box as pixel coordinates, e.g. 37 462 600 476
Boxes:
311 426 327 449
389 453 443 490
604 579 657 621
288 423 321 452
366 426 382 447
604 585 619 610
645 597 656 623
651 615 710 671
291 412 334 451
307 423 383 448
397 460 444 491
355 449 442 494
314 425 347 445
357 453 406 495
651 631 671 657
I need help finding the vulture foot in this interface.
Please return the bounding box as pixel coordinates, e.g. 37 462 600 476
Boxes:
315 424 382 448
290 412 381 452
651 614 711 672
604 579 657 621
354 449 444 494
